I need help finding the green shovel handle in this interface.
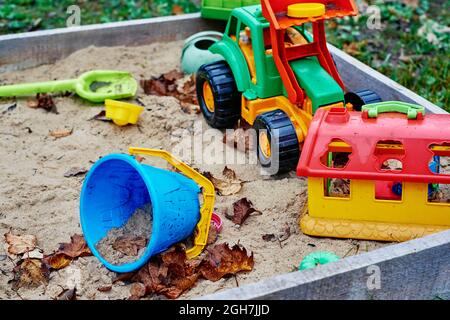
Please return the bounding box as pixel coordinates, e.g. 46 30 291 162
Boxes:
0 79 77 97
362 101 426 120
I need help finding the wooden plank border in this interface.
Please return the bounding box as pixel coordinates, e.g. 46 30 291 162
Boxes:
201 230 450 300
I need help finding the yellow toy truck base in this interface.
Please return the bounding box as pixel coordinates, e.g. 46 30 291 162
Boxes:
301 214 448 243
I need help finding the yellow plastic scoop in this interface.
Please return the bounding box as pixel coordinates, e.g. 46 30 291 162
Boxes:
105 99 144 126
287 3 326 18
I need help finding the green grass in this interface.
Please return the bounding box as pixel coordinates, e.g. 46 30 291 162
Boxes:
0 0 448 111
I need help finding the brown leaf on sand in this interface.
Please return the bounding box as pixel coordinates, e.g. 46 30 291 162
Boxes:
180 101 200 115
203 167 243 196
278 223 291 242
97 285 112 293
164 70 185 82
113 272 136 284
141 70 183 96
64 167 88 178
27 94 58 114
113 236 147 257
200 243 254 282
207 223 219 246
226 198 262 226
89 110 112 122
11 259 50 290
43 253 72 270
131 245 200 300
223 121 255 153
57 288 77 300
129 283 146 300
141 72 198 110
129 243 254 299
57 234 91 258
44 234 92 270
262 234 277 242
4 231 37 256
179 75 198 105
49 128 73 138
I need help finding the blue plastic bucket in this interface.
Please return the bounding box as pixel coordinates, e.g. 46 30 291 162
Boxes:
80 154 201 273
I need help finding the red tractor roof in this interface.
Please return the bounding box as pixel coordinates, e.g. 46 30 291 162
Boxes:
297 107 450 184
261 0 358 30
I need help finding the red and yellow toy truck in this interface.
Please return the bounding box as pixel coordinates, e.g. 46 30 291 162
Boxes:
297 102 450 242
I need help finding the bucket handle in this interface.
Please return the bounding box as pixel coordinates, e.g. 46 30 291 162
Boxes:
129 147 215 259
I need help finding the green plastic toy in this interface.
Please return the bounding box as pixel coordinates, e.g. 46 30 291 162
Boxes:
201 0 260 20
298 252 340 271
362 101 426 120
0 70 138 103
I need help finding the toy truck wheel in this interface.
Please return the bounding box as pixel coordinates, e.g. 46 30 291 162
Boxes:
345 90 382 111
196 61 241 129
254 110 300 174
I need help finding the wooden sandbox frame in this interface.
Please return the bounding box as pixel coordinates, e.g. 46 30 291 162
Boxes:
0 13 448 300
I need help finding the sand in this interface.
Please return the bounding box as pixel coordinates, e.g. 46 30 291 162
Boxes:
0 40 393 300
96 204 153 266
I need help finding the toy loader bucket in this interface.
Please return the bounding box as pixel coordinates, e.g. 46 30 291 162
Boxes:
80 149 215 273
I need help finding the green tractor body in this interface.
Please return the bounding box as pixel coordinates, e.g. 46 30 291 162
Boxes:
210 5 344 111
196 1 381 173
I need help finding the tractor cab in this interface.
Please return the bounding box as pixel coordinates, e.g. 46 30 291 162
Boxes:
217 3 350 112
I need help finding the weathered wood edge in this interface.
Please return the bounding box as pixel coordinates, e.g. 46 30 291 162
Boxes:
200 229 450 300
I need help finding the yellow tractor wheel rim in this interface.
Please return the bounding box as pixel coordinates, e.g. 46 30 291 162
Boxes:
203 82 215 113
287 3 326 18
259 131 271 158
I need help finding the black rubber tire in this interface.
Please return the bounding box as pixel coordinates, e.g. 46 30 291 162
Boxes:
196 61 241 129
345 90 382 111
254 110 300 174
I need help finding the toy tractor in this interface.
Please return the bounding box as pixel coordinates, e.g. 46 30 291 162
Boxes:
196 0 381 173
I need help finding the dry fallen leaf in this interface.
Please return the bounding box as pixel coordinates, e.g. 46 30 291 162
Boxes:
203 167 243 196
141 72 198 113
44 234 92 270
57 288 77 300
278 223 291 242
223 121 255 153
27 94 58 114
11 259 50 290
128 243 254 300
22 249 44 260
262 234 277 242
49 128 73 138
129 283 146 300
89 110 112 122
226 198 262 226
5 231 37 256
207 223 219 246
329 179 350 197
131 245 199 300
97 285 112 293
43 253 72 270
113 272 136 284
57 234 92 258
113 236 147 257
200 243 254 282
64 167 88 178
